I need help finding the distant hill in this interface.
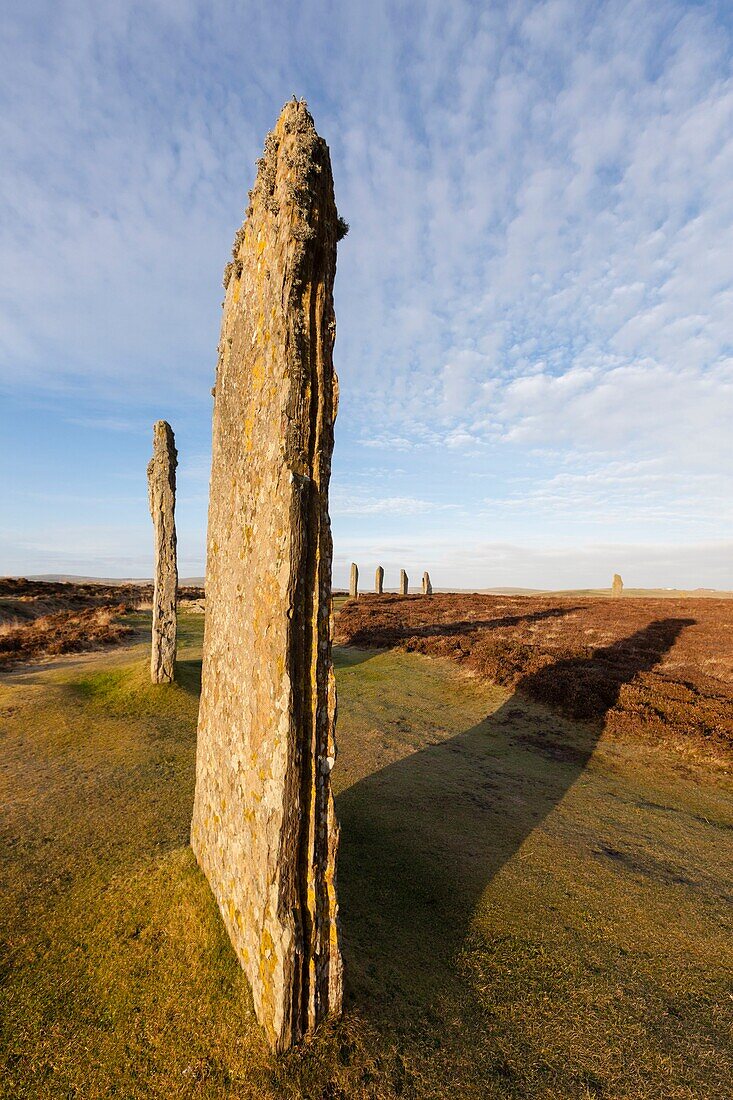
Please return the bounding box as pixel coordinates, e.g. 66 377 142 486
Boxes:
11 577 733 598
536 588 733 599
21 574 206 587
435 587 733 599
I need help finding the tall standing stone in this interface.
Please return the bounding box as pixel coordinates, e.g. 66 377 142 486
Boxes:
422 571 432 595
375 565 384 594
147 420 178 684
349 562 358 599
191 101 343 1052
399 569 409 595
612 573 624 598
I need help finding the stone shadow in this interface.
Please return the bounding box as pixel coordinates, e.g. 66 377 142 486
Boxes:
342 604 587 648
333 647 381 671
175 649 376 697
335 617 694 1017
175 658 202 696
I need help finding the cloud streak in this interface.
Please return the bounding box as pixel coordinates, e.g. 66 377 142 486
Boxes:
1 0 731 585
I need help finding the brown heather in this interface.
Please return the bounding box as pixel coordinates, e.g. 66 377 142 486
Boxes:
336 592 733 765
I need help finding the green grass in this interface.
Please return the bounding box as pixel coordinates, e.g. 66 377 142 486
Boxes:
1 614 731 1098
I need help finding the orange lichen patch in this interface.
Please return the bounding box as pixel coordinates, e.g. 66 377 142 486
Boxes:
251 358 265 389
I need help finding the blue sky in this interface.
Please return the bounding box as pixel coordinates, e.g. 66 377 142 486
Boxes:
2 0 732 589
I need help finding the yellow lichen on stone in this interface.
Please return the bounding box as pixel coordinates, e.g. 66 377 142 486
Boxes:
191 98 343 1053
243 410 255 452
251 358 264 390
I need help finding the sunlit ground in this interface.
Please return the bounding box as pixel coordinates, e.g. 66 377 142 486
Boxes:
1 613 731 1099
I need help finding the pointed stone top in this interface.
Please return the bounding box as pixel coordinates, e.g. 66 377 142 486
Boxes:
151 421 177 464
247 98 327 222
278 96 315 127
223 100 346 292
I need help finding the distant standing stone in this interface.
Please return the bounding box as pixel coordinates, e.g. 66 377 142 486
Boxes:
191 100 343 1053
612 573 624 598
375 565 384 594
399 569 409 595
147 420 177 684
349 562 359 599
422 571 433 595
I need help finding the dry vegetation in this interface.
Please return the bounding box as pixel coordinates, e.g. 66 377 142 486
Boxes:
336 594 733 766
0 578 152 625
0 605 133 665
0 580 205 664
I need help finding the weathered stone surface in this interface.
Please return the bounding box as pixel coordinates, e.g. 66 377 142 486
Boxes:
422 571 432 595
375 565 384 594
191 100 343 1052
399 569 409 596
147 420 177 684
612 573 624 598
349 562 358 599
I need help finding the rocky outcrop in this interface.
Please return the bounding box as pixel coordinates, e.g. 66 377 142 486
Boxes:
399 569 409 596
612 574 624 598
422 571 432 595
375 566 384 594
349 562 358 599
191 101 343 1053
147 420 177 683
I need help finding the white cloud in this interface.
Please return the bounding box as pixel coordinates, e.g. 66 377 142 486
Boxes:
331 490 456 517
482 459 731 529
1 1 732 583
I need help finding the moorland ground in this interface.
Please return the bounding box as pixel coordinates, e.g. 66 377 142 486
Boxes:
0 579 204 664
1 599 731 1099
337 593 733 766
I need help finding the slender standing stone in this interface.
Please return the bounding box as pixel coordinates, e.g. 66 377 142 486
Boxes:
349 562 358 599
422 571 432 595
399 569 409 595
147 420 177 684
612 573 624 598
375 565 384 594
191 101 343 1052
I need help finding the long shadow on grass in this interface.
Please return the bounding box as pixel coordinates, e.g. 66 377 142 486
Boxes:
340 600 586 647
336 617 694 1019
176 658 202 695
174 647 377 699
333 647 381 670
